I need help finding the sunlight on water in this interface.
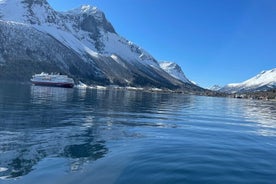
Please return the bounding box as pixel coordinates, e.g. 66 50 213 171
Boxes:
0 82 276 183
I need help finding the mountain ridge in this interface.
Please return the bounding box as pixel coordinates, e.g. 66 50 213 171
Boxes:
0 0 204 92
219 68 276 93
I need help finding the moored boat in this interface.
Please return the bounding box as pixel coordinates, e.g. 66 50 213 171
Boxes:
31 73 74 88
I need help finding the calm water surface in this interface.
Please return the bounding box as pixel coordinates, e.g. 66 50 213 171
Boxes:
0 82 276 184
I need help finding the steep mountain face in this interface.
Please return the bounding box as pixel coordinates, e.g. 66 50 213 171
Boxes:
159 61 191 84
220 68 276 93
0 0 203 91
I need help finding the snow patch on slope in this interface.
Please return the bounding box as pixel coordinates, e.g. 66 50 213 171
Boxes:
0 0 26 22
101 32 159 67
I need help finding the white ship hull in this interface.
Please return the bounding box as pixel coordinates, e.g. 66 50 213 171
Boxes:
31 73 74 88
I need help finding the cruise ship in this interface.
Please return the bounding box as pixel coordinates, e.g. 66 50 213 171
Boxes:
31 73 74 88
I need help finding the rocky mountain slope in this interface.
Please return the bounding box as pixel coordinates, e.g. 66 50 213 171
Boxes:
159 61 192 84
0 0 202 91
219 68 276 93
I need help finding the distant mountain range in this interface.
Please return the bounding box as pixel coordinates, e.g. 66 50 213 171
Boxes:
212 68 276 93
0 0 202 92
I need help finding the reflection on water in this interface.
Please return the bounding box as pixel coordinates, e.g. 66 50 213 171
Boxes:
0 84 108 179
0 121 108 179
31 85 74 104
196 97 276 137
0 82 276 183
240 100 276 136
0 84 196 180
1 84 193 180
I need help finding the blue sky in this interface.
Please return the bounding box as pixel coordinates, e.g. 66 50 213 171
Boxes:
48 0 276 88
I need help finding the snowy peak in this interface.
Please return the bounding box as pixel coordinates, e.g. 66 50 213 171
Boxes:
250 69 276 83
70 5 101 17
159 61 191 84
65 5 116 34
220 68 276 93
209 85 222 91
79 5 97 13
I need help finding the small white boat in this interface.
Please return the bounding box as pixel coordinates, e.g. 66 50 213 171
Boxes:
31 73 74 88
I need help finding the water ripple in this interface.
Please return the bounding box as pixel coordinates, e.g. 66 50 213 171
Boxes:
0 83 276 183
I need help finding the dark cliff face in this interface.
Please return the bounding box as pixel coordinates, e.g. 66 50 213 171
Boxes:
80 13 115 34
173 64 182 73
62 7 116 52
64 6 116 34
80 15 98 33
78 13 116 52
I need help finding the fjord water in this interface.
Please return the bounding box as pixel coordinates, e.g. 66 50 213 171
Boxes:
0 82 276 184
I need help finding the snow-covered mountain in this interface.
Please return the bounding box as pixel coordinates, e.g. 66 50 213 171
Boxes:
0 0 202 91
220 68 276 93
159 61 192 84
209 85 222 91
